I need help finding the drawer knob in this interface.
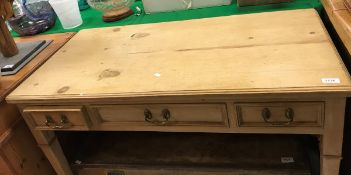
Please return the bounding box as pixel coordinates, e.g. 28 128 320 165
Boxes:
144 108 171 126
261 108 294 126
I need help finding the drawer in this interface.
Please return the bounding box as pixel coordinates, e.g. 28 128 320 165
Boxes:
89 104 229 128
23 106 91 130
235 102 324 127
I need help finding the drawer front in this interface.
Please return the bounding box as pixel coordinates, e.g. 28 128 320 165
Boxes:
23 106 91 130
90 104 228 128
235 102 324 127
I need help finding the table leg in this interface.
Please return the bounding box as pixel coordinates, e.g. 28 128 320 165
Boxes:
320 98 346 175
20 106 73 175
30 130 73 175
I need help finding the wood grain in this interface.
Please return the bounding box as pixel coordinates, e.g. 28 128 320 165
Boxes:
0 120 55 175
0 33 74 175
322 0 351 55
39 138 73 175
0 32 75 102
235 102 324 127
89 104 228 129
7 9 351 175
7 9 351 103
23 106 91 131
321 4 351 174
0 102 20 136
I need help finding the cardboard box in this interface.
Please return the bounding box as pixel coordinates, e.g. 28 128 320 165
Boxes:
142 0 232 13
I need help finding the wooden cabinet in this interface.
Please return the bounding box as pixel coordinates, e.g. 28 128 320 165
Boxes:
0 33 74 175
322 1 351 174
0 120 54 175
0 103 55 175
0 103 21 175
0 104 20 136
6 9 351 175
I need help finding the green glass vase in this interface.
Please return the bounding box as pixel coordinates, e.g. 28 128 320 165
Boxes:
78 0 90 10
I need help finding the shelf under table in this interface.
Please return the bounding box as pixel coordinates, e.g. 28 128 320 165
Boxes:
56 132 319 175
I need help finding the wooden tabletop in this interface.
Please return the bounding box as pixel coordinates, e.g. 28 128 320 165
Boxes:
0 33 75 102
6 9 351 102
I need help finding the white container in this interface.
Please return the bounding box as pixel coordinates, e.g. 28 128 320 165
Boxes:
142 0 232 13
49 0 83 29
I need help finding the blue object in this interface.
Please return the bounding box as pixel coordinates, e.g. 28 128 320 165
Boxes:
8 0 56 36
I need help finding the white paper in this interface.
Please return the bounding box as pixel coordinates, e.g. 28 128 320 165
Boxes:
321 78 341 84
154 72 161 77
281 157 294 164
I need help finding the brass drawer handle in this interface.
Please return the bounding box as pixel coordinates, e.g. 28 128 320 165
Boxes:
285 108 294 121
44 115 72 129
261 108 294 126
56 115 72 129
261 108 271 121
144 109 171 126
45 115 56 128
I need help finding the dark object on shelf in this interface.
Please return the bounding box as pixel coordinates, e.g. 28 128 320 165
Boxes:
8 0 56 36
237 0 294 6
